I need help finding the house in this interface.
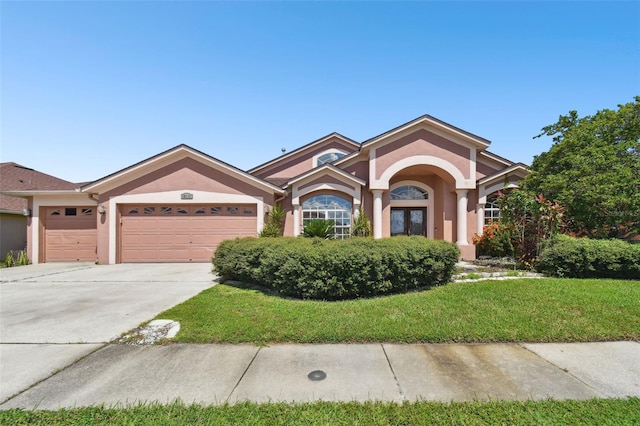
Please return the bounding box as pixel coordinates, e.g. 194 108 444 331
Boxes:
0 162 78 259
4 115 528 264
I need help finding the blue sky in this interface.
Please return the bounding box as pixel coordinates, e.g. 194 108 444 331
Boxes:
2 1 639 183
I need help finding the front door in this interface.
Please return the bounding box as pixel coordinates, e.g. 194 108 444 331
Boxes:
391 208 426 236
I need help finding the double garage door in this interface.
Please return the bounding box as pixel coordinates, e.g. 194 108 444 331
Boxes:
120 204 257 262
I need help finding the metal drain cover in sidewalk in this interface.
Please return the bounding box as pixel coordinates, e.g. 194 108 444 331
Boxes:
307 370 327 381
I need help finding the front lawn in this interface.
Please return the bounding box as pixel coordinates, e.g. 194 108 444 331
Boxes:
156 278 640 344
2 399 639 425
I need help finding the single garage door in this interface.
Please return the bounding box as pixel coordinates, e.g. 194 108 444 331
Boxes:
43 206 97 262
120 204 257 262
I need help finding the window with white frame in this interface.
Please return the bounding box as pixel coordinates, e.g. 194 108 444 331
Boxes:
302 195 352 239
484 194 501 225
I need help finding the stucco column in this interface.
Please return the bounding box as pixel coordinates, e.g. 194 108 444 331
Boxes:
456 189 469 245
292 204 301 237
476 203 485 235
372 189 383 239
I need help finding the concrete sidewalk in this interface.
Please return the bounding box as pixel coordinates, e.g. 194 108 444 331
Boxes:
1 341 638 409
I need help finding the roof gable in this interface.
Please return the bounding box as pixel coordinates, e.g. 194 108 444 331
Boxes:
287 163 366 188
361 114 491 151
248 133 360 176
478 163 529 186
81 145 284 194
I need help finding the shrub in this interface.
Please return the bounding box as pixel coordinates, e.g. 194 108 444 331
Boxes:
472 223 515 258
303 219 335 239
537 235 640 279
259 204 285 237
351 207 372 237
2 250 30 268
213 236 460 300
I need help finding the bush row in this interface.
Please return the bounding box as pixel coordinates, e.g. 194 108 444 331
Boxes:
212 236 460 300
537 235 640 279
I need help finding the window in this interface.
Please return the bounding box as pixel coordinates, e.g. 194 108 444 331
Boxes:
127 208 139 215
485 195 501 225
65 208 77 216
390 185 428 200
176 207 188 215
302 195 351 239
143 207 156 215
81 208 93 216
195 208 206 215
210 207 222 215
314 149 347 167
161 206 172 215
50 209 62 216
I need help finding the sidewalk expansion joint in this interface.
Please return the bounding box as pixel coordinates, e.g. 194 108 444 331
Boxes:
226 346 261 403
381 344 405 401
0 342 107 406
519 343 605 397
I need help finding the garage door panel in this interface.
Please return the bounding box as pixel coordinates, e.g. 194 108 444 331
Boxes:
120 204 257 263
44 206 97 262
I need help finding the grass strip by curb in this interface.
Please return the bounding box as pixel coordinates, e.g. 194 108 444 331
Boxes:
2 398 639 425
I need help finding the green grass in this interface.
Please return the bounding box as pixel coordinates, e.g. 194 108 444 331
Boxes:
2 399 639 425
156 278 640 344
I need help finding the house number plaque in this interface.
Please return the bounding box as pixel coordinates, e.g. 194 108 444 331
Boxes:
181 192 194 200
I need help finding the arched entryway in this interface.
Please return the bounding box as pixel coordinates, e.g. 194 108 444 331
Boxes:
389 181 434 238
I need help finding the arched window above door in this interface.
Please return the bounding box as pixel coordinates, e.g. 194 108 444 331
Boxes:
390 185 429 200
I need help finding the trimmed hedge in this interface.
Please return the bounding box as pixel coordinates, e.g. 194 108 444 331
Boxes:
537 235 640 279
213 236 460 300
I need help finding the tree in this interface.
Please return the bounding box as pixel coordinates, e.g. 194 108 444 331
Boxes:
524 97 640 239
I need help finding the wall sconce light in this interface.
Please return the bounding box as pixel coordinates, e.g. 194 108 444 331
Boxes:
97 205 106 215
22 208 31 217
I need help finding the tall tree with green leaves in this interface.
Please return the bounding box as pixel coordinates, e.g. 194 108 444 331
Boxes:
524 97 640 239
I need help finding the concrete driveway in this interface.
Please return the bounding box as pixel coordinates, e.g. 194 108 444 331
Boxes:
0 263 215 402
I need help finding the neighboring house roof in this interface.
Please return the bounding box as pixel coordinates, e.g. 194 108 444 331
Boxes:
0 162 77 213
81 144 285 195
247 132 360 175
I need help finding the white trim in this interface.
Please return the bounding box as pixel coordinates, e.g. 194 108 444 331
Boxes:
389 181 434 239
287 164 366 187
478 150 513 167
292 183 361 207
312 148 348 167
31 195 97 264
107 190 264 264
477 163 529 185
369 148 376 188
478 182 520 205
372 155 474 190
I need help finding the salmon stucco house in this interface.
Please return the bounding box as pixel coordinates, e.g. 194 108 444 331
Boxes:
5 115 528 264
